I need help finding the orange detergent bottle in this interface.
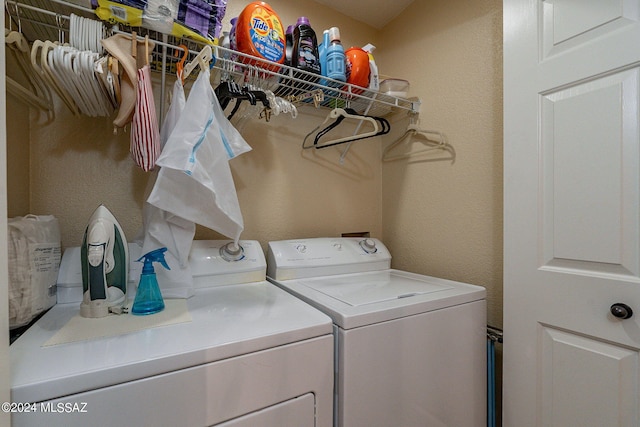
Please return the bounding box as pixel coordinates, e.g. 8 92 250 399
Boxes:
235 1 285 70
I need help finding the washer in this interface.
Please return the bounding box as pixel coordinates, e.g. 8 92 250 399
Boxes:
267 237 487 427
10 240 334 427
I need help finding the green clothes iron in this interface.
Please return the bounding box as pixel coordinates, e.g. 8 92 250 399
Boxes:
80 205 129 318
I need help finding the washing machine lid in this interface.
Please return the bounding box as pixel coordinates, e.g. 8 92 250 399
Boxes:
271 269 486 329
299 271 453 306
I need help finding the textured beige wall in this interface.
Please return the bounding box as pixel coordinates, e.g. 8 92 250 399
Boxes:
378 0 503 330
378 2 503 420
6 52 31 218
20 0 382 251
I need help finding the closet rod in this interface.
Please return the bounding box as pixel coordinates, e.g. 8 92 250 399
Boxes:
5 1 197 64
39 0 93 13
5 13 65 32
6 0 70 20
6 0 198 56
112 26 194 55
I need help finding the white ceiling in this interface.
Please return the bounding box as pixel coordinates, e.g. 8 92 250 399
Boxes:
311 0 415 29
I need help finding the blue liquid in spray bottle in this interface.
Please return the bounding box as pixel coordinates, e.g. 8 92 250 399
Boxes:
132 247 169 315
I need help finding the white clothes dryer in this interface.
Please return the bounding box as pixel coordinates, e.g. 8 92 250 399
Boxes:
267 237 486 427
10 240 334 427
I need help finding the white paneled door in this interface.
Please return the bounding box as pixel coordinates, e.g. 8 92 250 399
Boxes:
504 0 640 426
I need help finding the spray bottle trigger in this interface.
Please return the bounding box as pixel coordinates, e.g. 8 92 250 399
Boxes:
137 247 171 271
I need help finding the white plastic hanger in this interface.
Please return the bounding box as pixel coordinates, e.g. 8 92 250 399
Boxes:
31 40 80 115
5 29 53 111
75 50 109 116
53 46 94 116
95 55 118 108
6 76 51 110
382 119 450 162
182 45 212 80
5 29 29 53
69 14 104 53
42 42 113 118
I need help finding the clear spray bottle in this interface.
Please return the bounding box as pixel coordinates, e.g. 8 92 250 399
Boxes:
132 247 169 315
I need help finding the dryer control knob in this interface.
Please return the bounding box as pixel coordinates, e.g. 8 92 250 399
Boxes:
220 242 244 262
360 238 377 254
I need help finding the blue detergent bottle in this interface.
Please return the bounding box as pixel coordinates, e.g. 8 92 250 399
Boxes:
318 29 329 83
132 247 169 315
318 30 330 76
325 27 346 83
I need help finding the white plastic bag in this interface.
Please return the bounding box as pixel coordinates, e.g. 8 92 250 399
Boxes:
137 77 196 299
211 88 252 159
143 0 178 34
160 78 186 148
8 215 61 329
147 67 248 244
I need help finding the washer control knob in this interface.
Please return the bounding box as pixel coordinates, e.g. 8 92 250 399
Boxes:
220 242 244 262
360 238 377 254
610 303 633 319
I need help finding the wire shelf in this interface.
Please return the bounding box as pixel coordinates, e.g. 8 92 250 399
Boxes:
5 0 420 116
208 45 418 116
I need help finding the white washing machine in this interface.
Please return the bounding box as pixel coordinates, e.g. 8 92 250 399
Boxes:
10 240 334 427
267 237 487 427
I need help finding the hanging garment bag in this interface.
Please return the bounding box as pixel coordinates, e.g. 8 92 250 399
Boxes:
147 67 246 244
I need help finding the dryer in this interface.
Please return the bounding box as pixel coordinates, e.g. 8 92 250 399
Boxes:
267 237 486 427
10 240 333 427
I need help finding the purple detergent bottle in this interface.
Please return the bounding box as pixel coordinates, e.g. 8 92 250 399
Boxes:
292 16 321 75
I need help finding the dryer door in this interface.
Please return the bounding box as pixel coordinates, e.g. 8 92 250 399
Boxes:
216 393 315 427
